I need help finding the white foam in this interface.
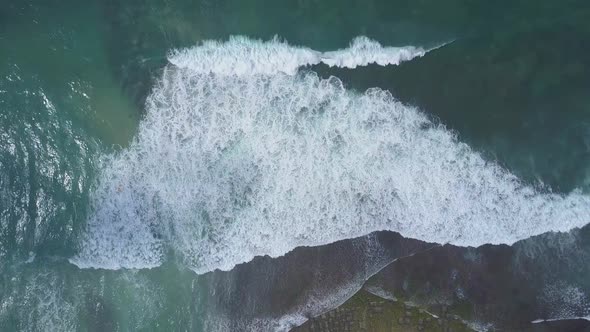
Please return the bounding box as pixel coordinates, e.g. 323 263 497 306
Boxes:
321 36 427 68
532 317 590 323
168 36 428 76
72 36 590 273
540 283 590 321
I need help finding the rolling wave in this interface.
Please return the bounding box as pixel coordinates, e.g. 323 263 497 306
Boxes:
168 36 429 76
71 36 590 273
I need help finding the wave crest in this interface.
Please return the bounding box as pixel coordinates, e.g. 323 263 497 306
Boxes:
168 36 428 76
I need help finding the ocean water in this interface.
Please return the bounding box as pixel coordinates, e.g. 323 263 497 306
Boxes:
1 1 590 331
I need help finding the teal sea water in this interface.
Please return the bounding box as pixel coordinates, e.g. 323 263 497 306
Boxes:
1 1 590 330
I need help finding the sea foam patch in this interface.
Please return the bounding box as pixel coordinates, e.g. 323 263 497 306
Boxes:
72 36 590 273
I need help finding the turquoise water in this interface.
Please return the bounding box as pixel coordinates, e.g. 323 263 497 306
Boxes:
1 1 590 331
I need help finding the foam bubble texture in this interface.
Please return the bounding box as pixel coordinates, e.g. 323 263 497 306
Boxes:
168 36 427 76
72 37 590 273
321 36 427 68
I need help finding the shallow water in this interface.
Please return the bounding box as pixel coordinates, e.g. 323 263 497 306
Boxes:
1 1 590 331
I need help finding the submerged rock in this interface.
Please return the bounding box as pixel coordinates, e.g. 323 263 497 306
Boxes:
292 289 474 332
364 226 590 331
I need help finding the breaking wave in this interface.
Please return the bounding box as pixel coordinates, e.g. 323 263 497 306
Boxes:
71 36 590 273
168 35 430 76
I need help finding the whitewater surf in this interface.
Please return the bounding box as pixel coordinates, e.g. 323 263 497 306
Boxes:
72 36 590 274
